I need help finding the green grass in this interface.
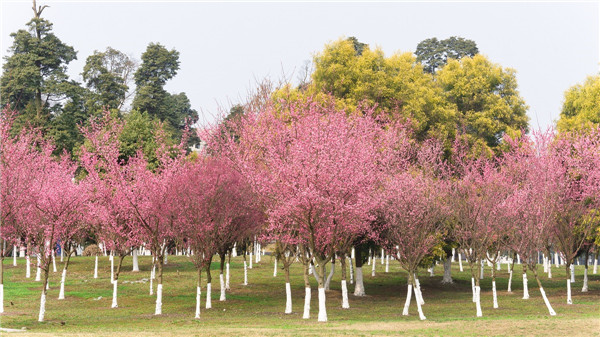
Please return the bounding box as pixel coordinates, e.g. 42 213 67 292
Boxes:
0 254 598 336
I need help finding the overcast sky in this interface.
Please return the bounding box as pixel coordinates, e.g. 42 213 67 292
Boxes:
1 0 598 130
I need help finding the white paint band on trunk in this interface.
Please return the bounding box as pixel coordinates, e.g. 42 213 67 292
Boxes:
154 284 163 315
317 287 327 322
303 287 311 319
285 282 292 314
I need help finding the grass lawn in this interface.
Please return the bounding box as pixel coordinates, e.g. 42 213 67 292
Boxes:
0 254 598 336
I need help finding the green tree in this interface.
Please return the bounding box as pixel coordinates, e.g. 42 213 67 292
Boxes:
0 0 77 131
415 36 478 74
132 43 179 119
437 54 529 153
82 47 136 113
557 75 600 132
310 38 456 143
48 80 90 155
132 43 197 144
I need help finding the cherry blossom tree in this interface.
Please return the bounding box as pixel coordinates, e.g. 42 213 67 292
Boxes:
210 98 390 322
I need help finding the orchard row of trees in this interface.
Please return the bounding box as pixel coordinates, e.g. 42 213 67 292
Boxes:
1 90 598 322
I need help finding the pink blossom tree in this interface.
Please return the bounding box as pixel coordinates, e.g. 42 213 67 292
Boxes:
80 115 143 308
210 98 389 322
448 149 510 318
174 156 263 318
549 128 600 304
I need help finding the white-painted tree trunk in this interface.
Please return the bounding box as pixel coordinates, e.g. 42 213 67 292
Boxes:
474 286 482 317
555 252 559 268
385 255 389 273
38 291 46 322
414 282 427 320
429 266 434 277
566 279 572 304
132 249 139 272
164 250 168 264
452 248 456 262
349 257 354 284
26 255 31 278
317 287 327 322
149 264 154 295
497 260 501 271
458 253 463 272
35 255 41 281
581 267 588 292
110 254 114 284
111 279 118 308
480 260 484 280
243 260 248 285
13 245 17 266
402 284 412 315
52 253 57 273
354 267 365 296
442 256 453 284
471 277 476 302
508 270 513 292
303 287 311 319
155 284 163 315
351 248 355 259
371 256 376 277
543 253 547 273
492 280 498 309
273 258 278 277
538 286 556 315
522 273 529 299
517 254 520 264
219 273 226 301
226 263 230 290
367 254 371 265
593 254 598 274
206 283 212 309
249 252 253 269
60 247 64 262
285 282 292 314
341 280 349 309
570 264 575 283
195 286 201 319
58 269 67 299
414 276 424 305
381 249 384 264
94 255 98 279
255 246 260 263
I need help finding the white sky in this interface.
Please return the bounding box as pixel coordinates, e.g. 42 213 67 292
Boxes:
1 0 599 130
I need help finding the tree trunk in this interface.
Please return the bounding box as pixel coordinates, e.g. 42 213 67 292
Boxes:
315 259 328 322
302 262 311 319
566 263 572 304
413 273 427 320
205 263 212 309
402 271 413 316
491 262 498 309
349 256 354 285
219 254 226 301
340 253 349 309
442 255 453 284
324 258 335 290
353 247 365 296
154 254 164 315
284 263 292 314
582 251 589 292
474 270 482 317
226 253 231 290
522 264 529 299
243 253 248 285
195 267 202 319
132 249 139 272
508 256 515 292
58 249 74 300
532 267 556 315
38 267 49 322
